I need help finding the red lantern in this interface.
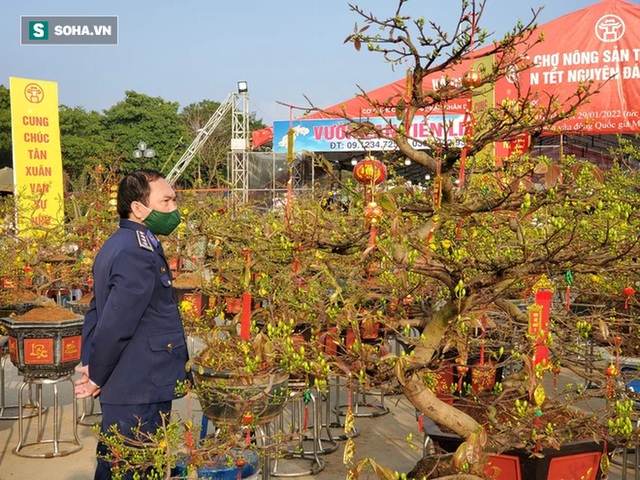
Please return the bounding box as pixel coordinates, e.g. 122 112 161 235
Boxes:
462 68 482 89
353 157 387 185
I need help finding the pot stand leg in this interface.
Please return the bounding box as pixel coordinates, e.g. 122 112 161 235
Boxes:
76 396 102 427
319 376 359 442
334 378 389 418
300 388 338 455
253 424 270 480
0 340 41 420
269 387 325 477
14 375 82 458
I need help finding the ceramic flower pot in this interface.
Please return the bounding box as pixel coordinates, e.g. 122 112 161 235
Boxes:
190 365 289 426
0 312 84 379
66 300 92 316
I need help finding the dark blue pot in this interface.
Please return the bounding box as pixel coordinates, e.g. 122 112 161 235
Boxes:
177 449 259 479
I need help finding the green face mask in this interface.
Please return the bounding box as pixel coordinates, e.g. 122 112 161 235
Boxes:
141 205 181 236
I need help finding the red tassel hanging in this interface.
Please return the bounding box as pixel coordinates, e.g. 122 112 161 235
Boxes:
241 291 252 340
455 219 463 240
240 250 252 340
425 230 434 246
242 411 253 444
433 158 442 210
565 270 573 312
458 147 468 186
623 287 635 309
363 201 383 248
433 177 442 209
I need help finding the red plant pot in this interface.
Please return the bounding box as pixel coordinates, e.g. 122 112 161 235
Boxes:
421 416 606 480
173 287 210 317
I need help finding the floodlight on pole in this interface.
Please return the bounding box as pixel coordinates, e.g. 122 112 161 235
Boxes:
133 142 156 161
237 81 248 93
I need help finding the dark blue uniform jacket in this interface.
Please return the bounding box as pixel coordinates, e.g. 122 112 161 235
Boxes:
81 219 189 405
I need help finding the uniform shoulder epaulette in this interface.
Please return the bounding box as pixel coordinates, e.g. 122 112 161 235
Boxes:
136 230 154 251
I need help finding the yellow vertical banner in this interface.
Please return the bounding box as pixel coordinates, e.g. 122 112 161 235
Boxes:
9 77 65 236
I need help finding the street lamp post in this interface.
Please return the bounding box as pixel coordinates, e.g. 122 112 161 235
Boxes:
133 142 156 161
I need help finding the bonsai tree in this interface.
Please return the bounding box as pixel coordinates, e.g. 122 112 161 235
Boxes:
85 2 640 478
278 0 640 477
0 160 117 309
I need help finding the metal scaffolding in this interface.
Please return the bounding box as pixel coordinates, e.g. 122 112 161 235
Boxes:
229 87 250 204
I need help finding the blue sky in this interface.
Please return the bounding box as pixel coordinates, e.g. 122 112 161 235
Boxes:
0 0 617 125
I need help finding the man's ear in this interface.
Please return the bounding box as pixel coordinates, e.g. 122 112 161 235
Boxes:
131 201 147 221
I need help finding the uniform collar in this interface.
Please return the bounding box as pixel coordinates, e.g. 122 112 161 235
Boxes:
120 219 159 248
119 218 146 233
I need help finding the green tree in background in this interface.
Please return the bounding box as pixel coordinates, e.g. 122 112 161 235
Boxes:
0 85 266 188
177 100 229 188
0 86 12 169
59 106 109 180
177 99 266 189
100 90 187 173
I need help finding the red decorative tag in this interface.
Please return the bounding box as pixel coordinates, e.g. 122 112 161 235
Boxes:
9 337 17 363
24 338 54 364
183 293 203 317
61 335 82 362
528 306 543 335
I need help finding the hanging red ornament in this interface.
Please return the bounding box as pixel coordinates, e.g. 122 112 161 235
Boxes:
623 287 635 309
363 201 383 223
242 411 254 444
565 270 574 312
433 176 442 209
353 156 387 185
462 68 482 89
605 364 618 398
363 201 383 247
456 360 469 392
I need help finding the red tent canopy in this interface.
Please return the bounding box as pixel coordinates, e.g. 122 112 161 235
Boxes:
253 0 640 148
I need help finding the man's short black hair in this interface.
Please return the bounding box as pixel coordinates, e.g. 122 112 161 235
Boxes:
117 169 164 219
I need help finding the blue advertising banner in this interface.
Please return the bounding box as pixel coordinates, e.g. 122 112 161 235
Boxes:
273 115 466 153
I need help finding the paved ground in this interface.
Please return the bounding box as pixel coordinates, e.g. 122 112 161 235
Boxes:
0 356 425 480
0 356 634 479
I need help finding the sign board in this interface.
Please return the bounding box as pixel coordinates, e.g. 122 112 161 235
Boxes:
9 77 65 235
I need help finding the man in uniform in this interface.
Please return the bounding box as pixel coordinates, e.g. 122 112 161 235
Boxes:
75 169 189 479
